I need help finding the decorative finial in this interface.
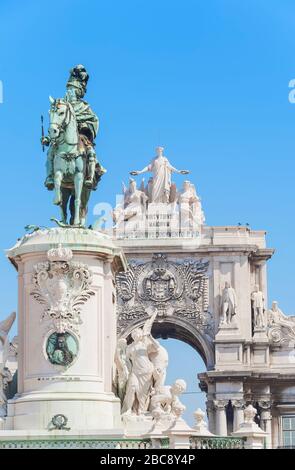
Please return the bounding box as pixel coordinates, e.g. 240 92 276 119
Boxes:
244 404 257 423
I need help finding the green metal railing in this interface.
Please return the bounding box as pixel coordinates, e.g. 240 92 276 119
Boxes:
0 436 246 450
190 436 245 449
0 438 153 450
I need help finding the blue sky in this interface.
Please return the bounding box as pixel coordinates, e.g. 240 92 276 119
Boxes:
0 0 295 423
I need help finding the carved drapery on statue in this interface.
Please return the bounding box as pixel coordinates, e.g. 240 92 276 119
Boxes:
31 244 95 337
116 253 212 336
115 312 187 427
267 300 295 346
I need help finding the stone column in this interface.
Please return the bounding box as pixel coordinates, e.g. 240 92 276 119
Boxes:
206 400 215 434
258 401 272 449
214 400 228 436
232 400 245 432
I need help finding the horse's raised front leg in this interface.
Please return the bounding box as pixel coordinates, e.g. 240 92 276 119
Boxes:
53 170 63 206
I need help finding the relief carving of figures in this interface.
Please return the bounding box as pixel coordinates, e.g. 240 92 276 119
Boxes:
267 300 295 345
251 285 265 330
46 331 78 367
220 282 237 326
0 312 16 418
31 244 95 334
116 253 211 335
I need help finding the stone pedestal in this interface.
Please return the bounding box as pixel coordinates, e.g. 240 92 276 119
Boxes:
5 228 126 433
215 323 244 370
252 330 269 368
232 405 267 449
122 414 154 437
253 327 268 342
166 418 193 449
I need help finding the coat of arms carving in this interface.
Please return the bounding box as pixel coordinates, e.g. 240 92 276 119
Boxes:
116 253 211 335
31 244 95 334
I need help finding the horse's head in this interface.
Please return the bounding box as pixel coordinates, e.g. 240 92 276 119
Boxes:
48 96 74 140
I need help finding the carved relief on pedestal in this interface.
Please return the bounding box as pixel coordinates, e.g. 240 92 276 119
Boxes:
45 330 79 368
116 253 212 335
31 244 95 336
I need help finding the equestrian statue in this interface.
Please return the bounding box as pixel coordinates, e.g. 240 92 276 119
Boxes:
41 65 106 227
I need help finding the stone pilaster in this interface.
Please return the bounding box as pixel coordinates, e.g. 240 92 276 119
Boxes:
206 400 216 434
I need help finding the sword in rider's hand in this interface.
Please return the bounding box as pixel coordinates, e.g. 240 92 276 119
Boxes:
41 115 45 152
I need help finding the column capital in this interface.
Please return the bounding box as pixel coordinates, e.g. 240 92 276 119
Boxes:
213 399 228 410
232 399 245 410
258 400 273 411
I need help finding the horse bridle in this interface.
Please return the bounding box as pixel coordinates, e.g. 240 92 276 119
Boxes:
50 100 78 147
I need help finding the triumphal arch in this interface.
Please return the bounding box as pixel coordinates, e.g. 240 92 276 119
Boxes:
112 146 295 449
0 66 294 450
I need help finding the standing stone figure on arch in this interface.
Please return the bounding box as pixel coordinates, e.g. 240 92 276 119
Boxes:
130 146 189 204
220 281 237 325
251 285 265 329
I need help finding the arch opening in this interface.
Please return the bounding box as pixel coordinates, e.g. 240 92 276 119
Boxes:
158 337 207 426
151 319 213 370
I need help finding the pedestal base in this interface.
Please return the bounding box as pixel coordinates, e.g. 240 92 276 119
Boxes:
253 328 268 342
216 322 240 340
6 392 122 431
123 414 154 437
